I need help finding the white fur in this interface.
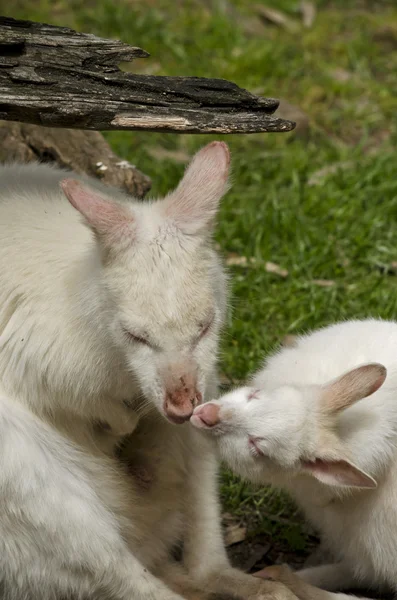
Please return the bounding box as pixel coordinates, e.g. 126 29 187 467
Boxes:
0 144 292 599
192 319 397 596
0 393 188 599
0 147 228 428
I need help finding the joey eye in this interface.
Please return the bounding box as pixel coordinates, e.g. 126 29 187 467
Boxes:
248 436 265 457
247 389 260 401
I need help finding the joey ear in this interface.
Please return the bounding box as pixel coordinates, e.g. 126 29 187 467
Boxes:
301 458 377 489
321 363 387 415
163 141 230 235
61 179 134 246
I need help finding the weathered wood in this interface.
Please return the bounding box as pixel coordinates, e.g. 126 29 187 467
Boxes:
0 122 151 198
0 17 295 134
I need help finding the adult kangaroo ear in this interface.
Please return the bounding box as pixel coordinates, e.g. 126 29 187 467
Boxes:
162 141 231 236
61 179 135 250
321 363 387 415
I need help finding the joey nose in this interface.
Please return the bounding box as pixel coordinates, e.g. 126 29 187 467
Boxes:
191 403 220 428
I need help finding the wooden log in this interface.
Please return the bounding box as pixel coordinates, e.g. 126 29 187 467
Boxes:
0 122 151 198
0 17 295 134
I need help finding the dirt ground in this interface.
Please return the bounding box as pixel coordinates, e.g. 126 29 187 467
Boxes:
228 532 319 573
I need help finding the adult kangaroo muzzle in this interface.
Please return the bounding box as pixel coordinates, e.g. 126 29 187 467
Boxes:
163 363 202 423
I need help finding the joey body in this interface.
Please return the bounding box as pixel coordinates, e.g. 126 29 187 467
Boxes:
192 319 397 598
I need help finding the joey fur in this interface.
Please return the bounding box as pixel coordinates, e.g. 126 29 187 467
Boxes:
192 319 397 600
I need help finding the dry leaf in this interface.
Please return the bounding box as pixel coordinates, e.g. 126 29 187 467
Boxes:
242 544 271 572
224 523 247 547
147 147 190 163
222 512 235 523
330 68 352 83
226 253 258 267
226 254 248 266
226 255 287 276
311 279 335 287
307 161 354 186
265 261 289 278
256 5 297 31
300 1 316 28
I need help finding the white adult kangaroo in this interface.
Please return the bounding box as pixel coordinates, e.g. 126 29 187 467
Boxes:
0 142 294 600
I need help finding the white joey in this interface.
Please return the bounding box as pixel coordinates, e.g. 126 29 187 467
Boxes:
192 319 397 600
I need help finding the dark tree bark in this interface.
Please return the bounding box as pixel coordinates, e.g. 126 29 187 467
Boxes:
0 17 295 135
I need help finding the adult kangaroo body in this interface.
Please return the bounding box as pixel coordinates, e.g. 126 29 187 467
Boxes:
0 143 293 600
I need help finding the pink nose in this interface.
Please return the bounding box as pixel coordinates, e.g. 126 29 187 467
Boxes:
191 403 220 428
164 389 202 424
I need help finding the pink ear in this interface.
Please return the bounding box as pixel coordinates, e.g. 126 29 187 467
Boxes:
302 458 377 489
322 363 387 414
60 179 134 245
163 141 230 235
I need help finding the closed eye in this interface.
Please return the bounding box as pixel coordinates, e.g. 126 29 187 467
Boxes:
248 436 265 457
122 328 152 348
199 321 212 338
247 389 261 401
196 315 215 344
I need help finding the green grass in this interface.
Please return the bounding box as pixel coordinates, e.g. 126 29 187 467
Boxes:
8 0 397 551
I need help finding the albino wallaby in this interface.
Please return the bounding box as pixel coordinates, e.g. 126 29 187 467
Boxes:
191 319 397 600
0 143 295 600
0 142 229 432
